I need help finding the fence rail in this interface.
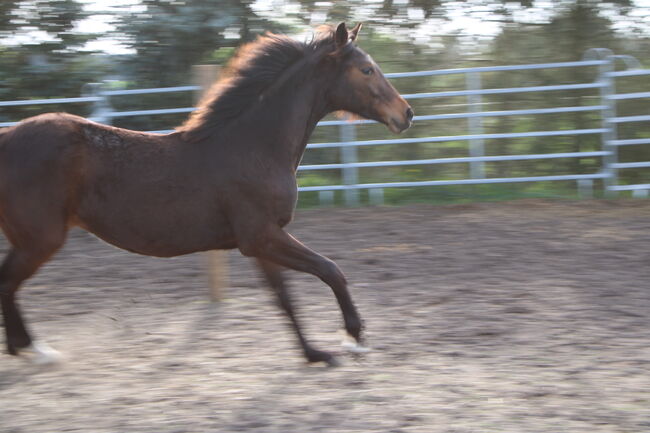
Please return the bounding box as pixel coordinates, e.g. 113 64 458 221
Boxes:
1 50 648 203
308 129 609 149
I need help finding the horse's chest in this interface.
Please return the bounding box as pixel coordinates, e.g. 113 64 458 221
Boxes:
237 172 297 223
263 182 297 217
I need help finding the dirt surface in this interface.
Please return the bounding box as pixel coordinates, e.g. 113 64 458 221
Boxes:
1 199 649 433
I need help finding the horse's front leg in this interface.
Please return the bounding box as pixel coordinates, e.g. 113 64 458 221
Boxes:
256 258 337 365
239 225 366 356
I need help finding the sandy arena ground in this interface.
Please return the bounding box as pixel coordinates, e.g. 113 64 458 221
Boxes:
1 199 649 432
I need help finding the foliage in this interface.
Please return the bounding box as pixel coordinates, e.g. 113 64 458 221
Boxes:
0 0 108 122
111 0 286 86
0 45 112 123
0 0 86 44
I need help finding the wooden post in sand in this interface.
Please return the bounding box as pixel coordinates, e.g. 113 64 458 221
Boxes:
193 65 227 301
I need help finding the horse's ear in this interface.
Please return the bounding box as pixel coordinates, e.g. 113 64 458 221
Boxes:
349 23 362 42
335 22 348 48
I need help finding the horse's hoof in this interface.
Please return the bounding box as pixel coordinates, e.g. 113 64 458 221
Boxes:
324 356 340 368
19 341 63 365
341 332 371 354
306 349 338 367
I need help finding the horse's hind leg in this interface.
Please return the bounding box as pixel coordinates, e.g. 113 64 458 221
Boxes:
256 258 337 366
0 236 64 362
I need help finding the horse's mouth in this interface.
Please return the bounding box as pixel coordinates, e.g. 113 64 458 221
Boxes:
388 117 412 134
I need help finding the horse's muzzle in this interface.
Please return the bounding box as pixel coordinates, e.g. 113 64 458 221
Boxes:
388 106 414 133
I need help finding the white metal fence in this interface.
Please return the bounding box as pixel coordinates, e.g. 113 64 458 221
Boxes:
1 48 648 205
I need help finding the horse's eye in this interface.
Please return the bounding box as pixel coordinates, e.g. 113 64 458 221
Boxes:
361 67 374 76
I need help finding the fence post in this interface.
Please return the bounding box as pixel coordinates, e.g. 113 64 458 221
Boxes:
318 190 334 206
193 65 228 301
83 82 113 125
577 179 594 199
369 188 384 205
466 71 485 179
340 116 360 206
593 50 618 197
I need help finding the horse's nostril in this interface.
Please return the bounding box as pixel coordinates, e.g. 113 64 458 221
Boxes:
406 107 414 121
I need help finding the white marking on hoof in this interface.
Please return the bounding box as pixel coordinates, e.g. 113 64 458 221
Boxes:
340 332 371 354
20 341 64 365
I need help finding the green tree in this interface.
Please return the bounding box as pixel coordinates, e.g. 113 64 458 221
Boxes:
485 2 624 177
0 0 92 49
0 1 106 121
111 0 285 86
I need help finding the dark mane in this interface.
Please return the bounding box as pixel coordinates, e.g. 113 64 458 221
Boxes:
179 26 338 141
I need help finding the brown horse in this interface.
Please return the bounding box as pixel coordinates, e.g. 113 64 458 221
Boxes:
0 23 412 365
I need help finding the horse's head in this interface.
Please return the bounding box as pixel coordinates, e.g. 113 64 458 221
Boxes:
326 23 413 134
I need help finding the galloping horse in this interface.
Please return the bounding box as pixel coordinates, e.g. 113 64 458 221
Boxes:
0 23 413 365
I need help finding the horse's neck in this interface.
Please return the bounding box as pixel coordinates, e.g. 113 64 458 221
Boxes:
260 78 330 170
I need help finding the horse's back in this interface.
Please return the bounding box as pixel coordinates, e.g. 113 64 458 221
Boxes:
0 112 235 256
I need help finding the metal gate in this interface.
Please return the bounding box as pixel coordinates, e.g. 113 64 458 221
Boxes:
1 49 648 204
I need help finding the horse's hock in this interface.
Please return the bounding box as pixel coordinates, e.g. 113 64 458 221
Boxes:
193 64 228 301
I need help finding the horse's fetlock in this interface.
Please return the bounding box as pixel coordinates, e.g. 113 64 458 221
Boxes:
305 347 336 366
7 344 19 356
347 320 362 340
6 335 32 355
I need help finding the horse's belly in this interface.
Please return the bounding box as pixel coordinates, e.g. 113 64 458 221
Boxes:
75 195 234 257
78 214 235 257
